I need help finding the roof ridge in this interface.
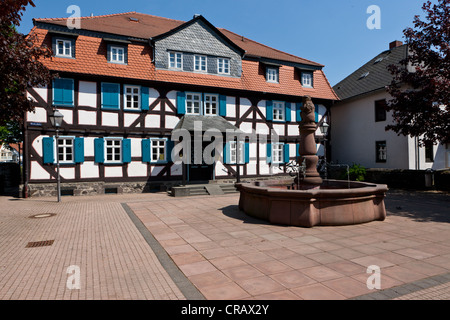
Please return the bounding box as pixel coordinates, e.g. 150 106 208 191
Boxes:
219 28 323 67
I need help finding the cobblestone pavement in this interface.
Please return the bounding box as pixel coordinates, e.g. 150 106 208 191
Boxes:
0 189 449 300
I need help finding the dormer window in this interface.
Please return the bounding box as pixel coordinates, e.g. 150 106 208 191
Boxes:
110 46 125 64
302 72 313 88
55 39 73 58
169 51 183 69
266 67 279 83
107 43 127 64
194 55 207 72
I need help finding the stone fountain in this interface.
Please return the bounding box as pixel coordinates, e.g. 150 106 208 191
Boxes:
236 96 388 227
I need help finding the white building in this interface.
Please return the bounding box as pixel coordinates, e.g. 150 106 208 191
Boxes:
331 41 449 170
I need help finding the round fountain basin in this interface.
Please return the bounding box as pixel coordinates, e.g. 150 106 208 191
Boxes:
236 179 388 228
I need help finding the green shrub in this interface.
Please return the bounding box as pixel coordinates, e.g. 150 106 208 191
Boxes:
348 163 366 181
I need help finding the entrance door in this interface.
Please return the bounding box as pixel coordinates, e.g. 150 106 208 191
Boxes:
188 141 214 182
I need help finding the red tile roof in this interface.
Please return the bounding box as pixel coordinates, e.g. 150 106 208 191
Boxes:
32 12 338 101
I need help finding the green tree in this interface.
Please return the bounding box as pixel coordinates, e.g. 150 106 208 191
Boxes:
0 0 53 126
386 0 449 145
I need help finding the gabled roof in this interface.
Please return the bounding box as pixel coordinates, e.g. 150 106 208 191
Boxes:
333 43 409 101
33 11 322 68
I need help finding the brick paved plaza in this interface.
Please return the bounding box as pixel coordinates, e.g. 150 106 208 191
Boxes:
0 189 449 300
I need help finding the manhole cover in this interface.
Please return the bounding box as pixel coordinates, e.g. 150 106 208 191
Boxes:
29 213 56 219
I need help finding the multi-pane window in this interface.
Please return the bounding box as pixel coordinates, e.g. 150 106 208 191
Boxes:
273 102 285 121
266 67 279 83
186 93 202 114
272 143 284 164
56 39 72 58
124 85 140 110
194 55 207 72
302 72 313 88
105 139 122 163
218 58 230 74
57 138 74 163
0 152 12 161
230 141 245 164
151 139 167 162
204 94 218 115
110 46 125 64
169 52 183 69
375 99 387 122
376 141 387 162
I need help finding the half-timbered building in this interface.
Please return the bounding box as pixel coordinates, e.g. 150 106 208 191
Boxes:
23 12 338 197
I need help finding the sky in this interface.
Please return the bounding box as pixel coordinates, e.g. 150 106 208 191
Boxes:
17 0 434 86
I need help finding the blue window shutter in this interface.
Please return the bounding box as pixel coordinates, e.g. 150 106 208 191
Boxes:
167 140 174 162
266 143 272 164
296 102 302 122
74 137 84 163
122 139 131 163
42 137 54 164
94 138 104 163
219 95 227 116
177 91 186 115
315 104 319 123
296 143 301 158
283 144 290 163
53 78 73 106
141 87 149 110
142 139 150 163
244 142 250 164
223 142 230 164
266 100 273 121
101 83 120 109
285 102 291 122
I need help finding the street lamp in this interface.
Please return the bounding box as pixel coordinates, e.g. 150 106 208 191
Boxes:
49 110 64 202
319 122 329 180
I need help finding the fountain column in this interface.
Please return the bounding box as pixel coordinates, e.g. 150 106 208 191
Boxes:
298 96 322 188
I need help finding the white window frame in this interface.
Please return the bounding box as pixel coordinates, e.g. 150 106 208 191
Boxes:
168 51 183 70
218 58 230 75
272 143 284 164
104 138 122 164
186 92 202 115
55 136 75 164
0 151 12 161
124 85 141 110
230 141 245 164
110 46 125 64
302 72 313 88
56 39 72 58
266 67 279 83
150 138 168 163
203 94 219 116
273 101 285 121
194 55 207 72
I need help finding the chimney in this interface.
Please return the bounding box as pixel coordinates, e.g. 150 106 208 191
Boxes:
389 40 403 50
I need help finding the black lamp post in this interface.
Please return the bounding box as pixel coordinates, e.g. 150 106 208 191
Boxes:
49 110 64 202
319 122 329 180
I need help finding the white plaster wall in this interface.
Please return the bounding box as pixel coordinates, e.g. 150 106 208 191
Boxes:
167 90 177 109
240 98 251 117
124 113 139 127
30 161 50 180
102 112 119 127
59 167 75 180
166 115 180 129
104 166 123 178
78 81 97 108
34 85 48 103
226 96 236 118
257 100 266 119
128 162 147 177
131 138 141 158
151 166 164 176
27 107 47 123
331 91 409 169
149 88 159 107
59 109 73 125
80 161 99 178
145 114 160 128
78 110 96 125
